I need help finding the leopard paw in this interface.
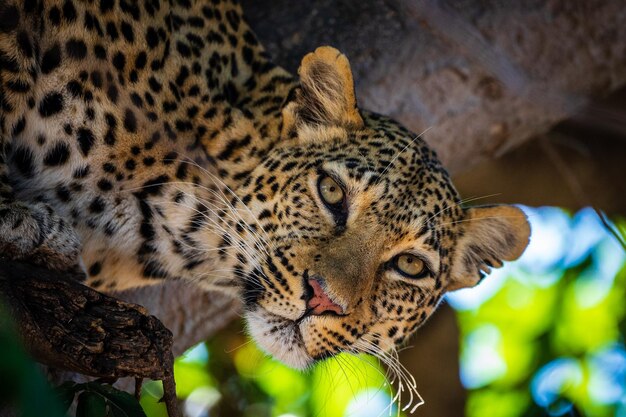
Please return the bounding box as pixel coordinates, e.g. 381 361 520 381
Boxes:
0 201 82 273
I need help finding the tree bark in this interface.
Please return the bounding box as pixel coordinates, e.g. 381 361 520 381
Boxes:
241 0 626 173
3 1 626 415
0 259 180 417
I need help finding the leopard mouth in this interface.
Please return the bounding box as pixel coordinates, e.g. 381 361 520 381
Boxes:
245 305 315 369
242 269 348 367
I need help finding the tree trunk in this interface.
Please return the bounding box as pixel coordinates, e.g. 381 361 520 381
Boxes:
241 0 626 173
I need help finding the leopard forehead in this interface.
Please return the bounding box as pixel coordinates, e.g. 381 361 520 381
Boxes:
259 112 462 235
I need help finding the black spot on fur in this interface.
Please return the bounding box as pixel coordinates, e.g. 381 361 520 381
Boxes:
112 52 125 71
11 117 26 136
0 5 19 33
12 146 35 177
91 71 103 88
89 262 102 275
99 0 114 13
142 260 168 279
65 38 87 59
48 7 61 26
77 128 95 156
106 85 119 103
120 21 134 43
97 178 113 191
89 196 105 213
56 185 70 202
16 31 33 57
106 22 119 40
146 27 159 49
94 44 106 60
141 175 168 196
123 109 137 133
62 0 77 22
38 92 64 117
43 143 71 166
66 80 82 97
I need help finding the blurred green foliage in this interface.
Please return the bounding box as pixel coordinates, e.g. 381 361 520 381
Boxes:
0 305 67 417
140 325 396 417
452 208 626 417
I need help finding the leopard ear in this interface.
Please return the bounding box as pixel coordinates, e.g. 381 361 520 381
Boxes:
282 46 364 138
448 205 531 292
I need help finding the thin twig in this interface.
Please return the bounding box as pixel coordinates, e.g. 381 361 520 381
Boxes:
593 208 626 252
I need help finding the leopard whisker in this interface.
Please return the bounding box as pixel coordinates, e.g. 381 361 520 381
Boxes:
168 186 272 260
172 158 277 249
357 336 424 414
425 192 503 225
169 197 263 268
376 127 432 183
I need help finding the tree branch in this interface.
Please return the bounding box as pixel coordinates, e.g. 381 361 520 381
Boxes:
241 0 626 173
0 259 180 417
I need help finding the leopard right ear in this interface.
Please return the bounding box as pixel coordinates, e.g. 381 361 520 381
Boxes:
281 46 364 139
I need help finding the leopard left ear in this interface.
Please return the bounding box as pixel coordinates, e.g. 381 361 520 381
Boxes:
448 205 531 291
281 46 364 138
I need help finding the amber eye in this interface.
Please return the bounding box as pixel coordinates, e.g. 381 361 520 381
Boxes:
318 175 345 206
395 254 427 278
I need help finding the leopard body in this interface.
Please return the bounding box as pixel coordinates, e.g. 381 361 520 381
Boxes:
0 0 530 368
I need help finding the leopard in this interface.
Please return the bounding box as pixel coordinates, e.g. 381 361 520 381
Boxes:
0 0 530 377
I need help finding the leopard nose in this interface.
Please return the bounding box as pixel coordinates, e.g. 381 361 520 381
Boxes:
306 278 344 316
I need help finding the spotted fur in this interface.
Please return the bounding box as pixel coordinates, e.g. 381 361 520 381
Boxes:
0 0 530 370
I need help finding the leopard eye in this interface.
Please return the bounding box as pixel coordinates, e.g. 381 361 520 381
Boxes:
394 254 427 278
318 175 345 206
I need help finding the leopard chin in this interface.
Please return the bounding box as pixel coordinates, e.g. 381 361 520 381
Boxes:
245 307 315 370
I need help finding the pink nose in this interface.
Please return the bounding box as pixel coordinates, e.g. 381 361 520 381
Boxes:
307 279 344 316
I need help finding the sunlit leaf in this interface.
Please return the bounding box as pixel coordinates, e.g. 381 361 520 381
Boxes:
139 381 168 417
173 361 214 398
466 389 529 417
311 354 389 417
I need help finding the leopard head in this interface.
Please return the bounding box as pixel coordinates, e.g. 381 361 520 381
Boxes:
230 47 530 369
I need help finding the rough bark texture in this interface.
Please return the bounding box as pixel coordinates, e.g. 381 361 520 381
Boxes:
0 259 179 417
4 1 626 416
112 283 239 358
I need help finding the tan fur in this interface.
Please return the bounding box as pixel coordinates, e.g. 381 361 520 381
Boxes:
448 206 531 291
281 46 364 138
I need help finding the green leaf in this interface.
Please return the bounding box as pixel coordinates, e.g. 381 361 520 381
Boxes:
76 391 107 417
53 382 80 412
85 383 147 417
